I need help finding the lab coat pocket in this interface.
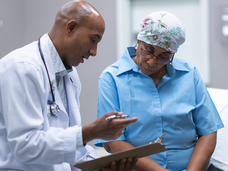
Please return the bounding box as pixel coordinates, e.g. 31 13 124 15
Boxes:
46 104 69 128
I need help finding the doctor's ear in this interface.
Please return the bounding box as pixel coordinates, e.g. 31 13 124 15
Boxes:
66 20 78 33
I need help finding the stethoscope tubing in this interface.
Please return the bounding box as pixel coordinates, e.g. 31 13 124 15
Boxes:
38 38 59 116
38 38 55 102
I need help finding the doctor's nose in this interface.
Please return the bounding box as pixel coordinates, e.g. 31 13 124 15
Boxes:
89 45 97 56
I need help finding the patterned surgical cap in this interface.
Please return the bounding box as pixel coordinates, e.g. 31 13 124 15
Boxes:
137 11 185 53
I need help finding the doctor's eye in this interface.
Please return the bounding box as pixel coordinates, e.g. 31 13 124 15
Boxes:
90 37 96 44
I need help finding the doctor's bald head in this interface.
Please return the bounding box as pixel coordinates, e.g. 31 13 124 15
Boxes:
49 0 105 67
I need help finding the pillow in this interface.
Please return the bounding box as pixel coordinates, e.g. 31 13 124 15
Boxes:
207 88 228 165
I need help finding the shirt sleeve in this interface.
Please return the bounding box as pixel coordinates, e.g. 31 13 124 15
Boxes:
0 61 82 165
192 67 224 135
95 72 126 147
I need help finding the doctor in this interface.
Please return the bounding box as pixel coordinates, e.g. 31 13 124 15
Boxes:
0 0 138 171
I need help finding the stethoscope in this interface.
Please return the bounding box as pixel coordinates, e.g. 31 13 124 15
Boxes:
38 38 60 117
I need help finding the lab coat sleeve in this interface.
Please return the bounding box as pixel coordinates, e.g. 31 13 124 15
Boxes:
71 145 97 171
0 61 82 165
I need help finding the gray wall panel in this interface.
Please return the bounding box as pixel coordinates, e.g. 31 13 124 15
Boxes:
210 0 228 88
77 0 117 126
23 0 68 43
0 0 25 57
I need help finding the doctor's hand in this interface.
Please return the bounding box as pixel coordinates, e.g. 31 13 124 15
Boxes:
102 158 137 171
82 111 138 144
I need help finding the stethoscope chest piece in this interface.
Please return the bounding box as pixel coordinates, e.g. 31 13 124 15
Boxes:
50 102 60 117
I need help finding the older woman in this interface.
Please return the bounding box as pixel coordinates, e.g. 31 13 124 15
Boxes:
95 11 223 171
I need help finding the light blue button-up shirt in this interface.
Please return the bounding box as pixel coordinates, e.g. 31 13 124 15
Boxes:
48 36 73 114
95 47 224 170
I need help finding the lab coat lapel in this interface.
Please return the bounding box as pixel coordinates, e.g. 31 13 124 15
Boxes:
39 35 68 116
65 74 82 126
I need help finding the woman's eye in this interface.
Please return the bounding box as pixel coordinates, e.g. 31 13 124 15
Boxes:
140 48 151 55
147 51 153 54
160 52 171 59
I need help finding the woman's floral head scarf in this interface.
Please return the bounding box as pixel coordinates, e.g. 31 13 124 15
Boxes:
137 11 185 53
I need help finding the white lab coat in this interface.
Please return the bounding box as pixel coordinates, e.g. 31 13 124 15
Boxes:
0 34 95 171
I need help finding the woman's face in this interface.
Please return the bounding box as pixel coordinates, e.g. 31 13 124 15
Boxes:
135 40 174 76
